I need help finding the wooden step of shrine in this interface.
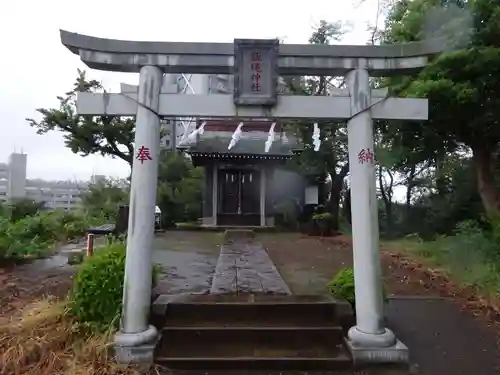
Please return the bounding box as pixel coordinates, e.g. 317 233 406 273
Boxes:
153 294 354 371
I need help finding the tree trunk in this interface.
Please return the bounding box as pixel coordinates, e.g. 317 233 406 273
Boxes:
435 158 449 197
378 167 393 236
405 165 416 212
328 187 341 232
343 188 352 224
472 146 500 215
327 164 350 231
404 166 418 232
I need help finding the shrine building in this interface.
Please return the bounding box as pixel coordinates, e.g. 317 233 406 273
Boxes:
178 119 302 227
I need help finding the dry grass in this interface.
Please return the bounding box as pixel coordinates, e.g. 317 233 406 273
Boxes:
0 298 164 375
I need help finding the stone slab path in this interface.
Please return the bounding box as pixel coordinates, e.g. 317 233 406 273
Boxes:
210 239 291 295
153 249 217 295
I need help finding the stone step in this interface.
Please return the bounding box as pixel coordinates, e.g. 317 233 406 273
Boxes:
153 295 355 371
163 302 348 328
152 294 354 331
152 368 409 375
151 295 355 333
223 229 256 241
155 356 353 371
156 326 351 371
160 326 345 347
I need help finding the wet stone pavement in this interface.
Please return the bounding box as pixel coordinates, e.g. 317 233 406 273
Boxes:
15 240 220 297
210 239 291 295
11 232 291 299
19 241 86 273
153 250 218 295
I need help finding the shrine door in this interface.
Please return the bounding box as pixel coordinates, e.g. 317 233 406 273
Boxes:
218 169 260 226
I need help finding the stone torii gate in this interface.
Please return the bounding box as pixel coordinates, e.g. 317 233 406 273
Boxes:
59 30 444 364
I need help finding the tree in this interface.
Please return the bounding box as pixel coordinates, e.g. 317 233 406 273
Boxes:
411 154 484 237
285 20 350 231
382 0 500 215
156 151 203 227
8 198 46 222
80 178 129 220
26 70 135 168
377 148 397 234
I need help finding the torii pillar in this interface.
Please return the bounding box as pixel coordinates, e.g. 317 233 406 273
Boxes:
345 65 401 357
114 65 163 362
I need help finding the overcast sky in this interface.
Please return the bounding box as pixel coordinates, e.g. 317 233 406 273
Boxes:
0 0 379 182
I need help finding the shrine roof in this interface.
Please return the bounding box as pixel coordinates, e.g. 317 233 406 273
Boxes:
179 137 301 157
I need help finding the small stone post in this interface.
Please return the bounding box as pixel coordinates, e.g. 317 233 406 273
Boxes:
345 65 397 350
86 233 94 257
114 65 163 364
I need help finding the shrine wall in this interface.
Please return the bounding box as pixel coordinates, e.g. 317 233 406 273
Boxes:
266 167 306 218
202 163 213 220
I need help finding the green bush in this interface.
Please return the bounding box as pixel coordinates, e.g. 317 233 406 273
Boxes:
327 267 388 311
0 210 96 264
0 215 53 262
56 211 89 240
312 212 333 222
327 267 356 309
68 241 162 332
8 198 46 222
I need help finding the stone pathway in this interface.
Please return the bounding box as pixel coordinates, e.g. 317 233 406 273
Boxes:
19 240 87 272
210 238 291 295
153 250 218 295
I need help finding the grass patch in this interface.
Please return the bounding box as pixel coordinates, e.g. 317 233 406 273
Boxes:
390 222 500 299
0 298 162 375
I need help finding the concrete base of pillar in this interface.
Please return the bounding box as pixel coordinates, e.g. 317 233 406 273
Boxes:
114 325 158 364
348 326 396 347
346 327 409 365
346 338 409 365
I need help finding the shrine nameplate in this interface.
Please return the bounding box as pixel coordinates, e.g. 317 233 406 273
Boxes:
233 38 279 106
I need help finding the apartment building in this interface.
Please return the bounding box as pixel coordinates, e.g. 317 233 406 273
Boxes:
0 152 105 210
